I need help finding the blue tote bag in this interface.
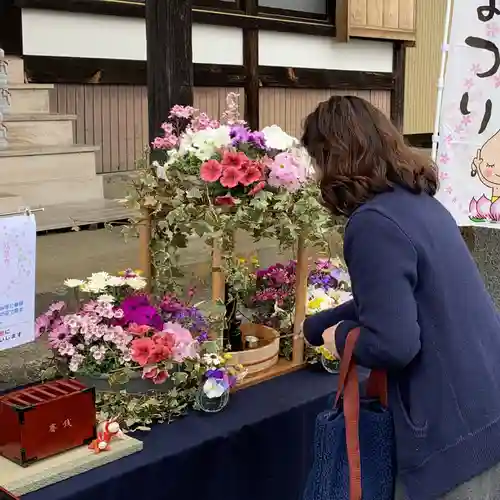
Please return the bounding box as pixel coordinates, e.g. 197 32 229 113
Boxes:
303 328 396 500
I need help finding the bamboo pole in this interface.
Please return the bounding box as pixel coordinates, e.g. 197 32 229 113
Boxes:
211 239 225 302
292 234 307 365
139 212 152 290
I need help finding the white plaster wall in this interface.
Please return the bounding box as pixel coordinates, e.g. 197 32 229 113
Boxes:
21 9 393 73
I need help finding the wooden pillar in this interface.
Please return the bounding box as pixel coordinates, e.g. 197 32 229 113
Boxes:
145 0 194 144
390 41 406 132
243 0 259 129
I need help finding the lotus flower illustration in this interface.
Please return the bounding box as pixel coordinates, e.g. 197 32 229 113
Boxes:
469 195 500 222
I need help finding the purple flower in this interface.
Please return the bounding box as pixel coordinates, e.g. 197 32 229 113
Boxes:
196 332 209 343
120 295 163 330
160 295 209 337
206 369 225 380
230 125 250 146
248 131 266 150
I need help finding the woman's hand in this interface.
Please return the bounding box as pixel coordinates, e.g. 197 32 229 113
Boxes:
322 323 341 359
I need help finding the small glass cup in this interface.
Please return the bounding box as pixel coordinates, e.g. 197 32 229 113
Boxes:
320 354 340 374
195 385 230 413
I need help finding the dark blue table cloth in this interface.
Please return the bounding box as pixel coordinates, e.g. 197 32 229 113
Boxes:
25 368 339 500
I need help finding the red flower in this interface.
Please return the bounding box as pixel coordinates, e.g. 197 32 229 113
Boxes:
215 194 238 206
149 332 174 363
130 337 155 366
249 181 266 195
221 151 248 170
200 159 222 182
220 166 243 188
241 166 262 186
142 366 169 384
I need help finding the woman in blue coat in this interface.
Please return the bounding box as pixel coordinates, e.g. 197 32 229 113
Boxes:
301 95 500 500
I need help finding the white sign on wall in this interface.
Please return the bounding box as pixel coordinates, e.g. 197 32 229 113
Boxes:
437 1 500 227
0 214 36 351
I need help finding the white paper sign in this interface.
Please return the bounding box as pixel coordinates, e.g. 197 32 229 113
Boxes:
436 1 500 227
0 214 36 351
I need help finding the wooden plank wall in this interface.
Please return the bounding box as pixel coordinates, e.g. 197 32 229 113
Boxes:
404 0 447 135
49 86 244 174
348 0 416 41
259 89 391 138
50 86 390 173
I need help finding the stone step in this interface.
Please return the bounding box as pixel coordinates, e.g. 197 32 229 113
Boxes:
4 114 76 148
35 198 138 232
5 57 25 84
6 83 52 114
9 177 104 207
0 145 103 206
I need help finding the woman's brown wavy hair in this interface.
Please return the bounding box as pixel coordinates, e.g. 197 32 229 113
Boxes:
301 95 438 216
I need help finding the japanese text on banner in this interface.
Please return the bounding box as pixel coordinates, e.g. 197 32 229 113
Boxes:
0 214 36 351
437 0 500 227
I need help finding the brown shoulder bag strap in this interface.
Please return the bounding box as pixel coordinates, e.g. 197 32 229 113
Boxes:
334 327 388 500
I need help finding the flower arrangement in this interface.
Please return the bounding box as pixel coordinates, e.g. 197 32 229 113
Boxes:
127 93 340 296
36 270 231 429
244 257 352 364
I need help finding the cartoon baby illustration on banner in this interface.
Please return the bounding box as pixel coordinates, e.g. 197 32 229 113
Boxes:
469 129 500 222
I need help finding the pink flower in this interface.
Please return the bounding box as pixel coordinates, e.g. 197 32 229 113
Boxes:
163 322 197 362
248 181 266 196
48 301 65 314
240 166 262 186
215 194 238 206
169 105 195 119
130 337 155 366
200 159 223 182
35 314 50 338
191 113 220 132
128 323 152 336
164 322 193 344
221 151 248 170
48 323 71 349
220 166 243 188
142 366 169 385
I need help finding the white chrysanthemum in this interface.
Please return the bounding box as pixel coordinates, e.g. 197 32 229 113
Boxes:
261 125 297 150
64 279 84 288
125 276 147 290
107 276 125 287
97 294 115 304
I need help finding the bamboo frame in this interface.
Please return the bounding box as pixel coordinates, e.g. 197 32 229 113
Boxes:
140 214 307 385
211 234 308 387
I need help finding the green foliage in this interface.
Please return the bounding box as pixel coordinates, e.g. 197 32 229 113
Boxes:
126 155 343 296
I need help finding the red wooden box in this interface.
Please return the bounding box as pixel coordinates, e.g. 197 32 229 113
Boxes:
0 379 96 467
0 486 20 499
